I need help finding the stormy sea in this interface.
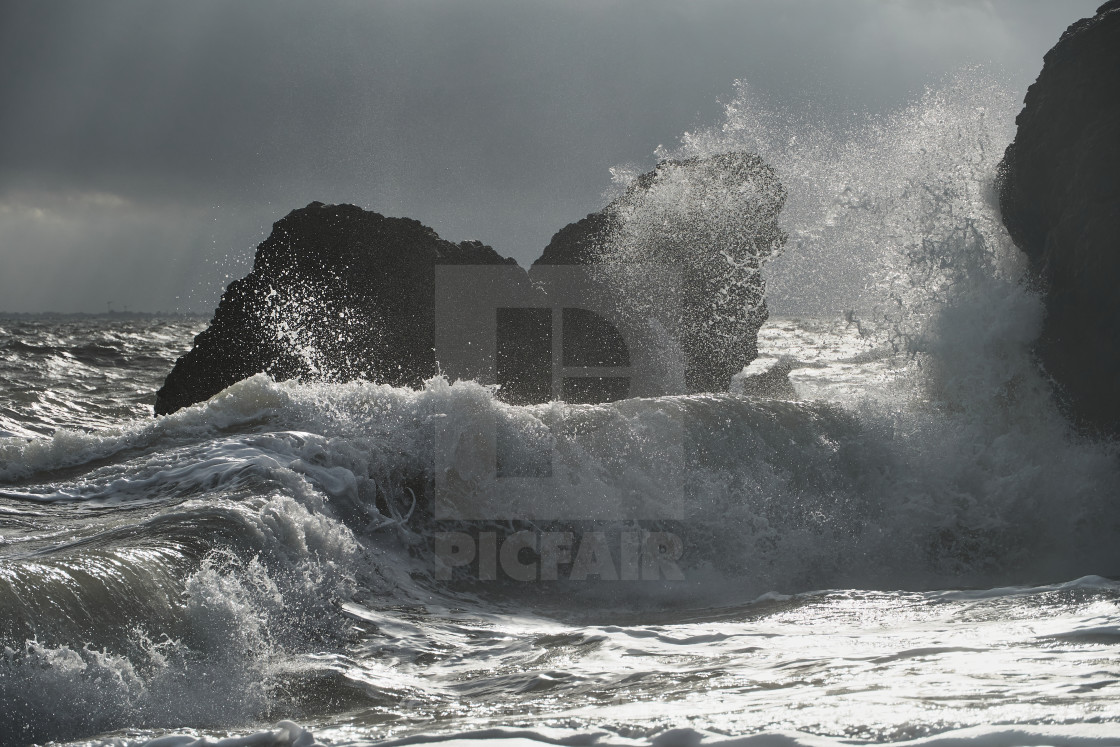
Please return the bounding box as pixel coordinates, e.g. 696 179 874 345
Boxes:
2 74 1119 746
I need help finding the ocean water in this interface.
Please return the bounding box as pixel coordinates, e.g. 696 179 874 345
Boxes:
2 72 1120 746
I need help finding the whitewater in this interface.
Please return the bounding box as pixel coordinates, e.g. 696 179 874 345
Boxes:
1 72 1119 746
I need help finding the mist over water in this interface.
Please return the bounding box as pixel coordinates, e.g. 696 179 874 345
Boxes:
1 70 1119 746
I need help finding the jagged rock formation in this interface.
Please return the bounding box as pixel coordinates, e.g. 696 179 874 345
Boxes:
536 152 787 393
998 0 1120 437
156 152 786 415
154 203 515 415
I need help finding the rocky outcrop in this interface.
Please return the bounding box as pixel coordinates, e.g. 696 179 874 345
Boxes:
536 152 786 393
156 152 786 415
998 1 1120 437
154 203 515 415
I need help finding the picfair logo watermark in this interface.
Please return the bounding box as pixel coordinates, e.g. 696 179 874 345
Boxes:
432 265 687 581
435 530 685 581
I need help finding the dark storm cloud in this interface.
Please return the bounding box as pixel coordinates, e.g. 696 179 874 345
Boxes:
0 0 1101 312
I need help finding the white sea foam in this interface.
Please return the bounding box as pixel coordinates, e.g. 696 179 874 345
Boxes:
4 70 1120 746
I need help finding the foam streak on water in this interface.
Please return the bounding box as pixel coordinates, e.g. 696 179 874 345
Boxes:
2 71 1120 747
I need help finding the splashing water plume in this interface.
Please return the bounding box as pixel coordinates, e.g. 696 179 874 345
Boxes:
2 69 1120 747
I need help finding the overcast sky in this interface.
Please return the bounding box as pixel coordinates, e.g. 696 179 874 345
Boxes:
0 0 1099 313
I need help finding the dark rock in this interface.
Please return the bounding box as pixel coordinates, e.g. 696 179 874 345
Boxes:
998 1 1120 436
156 152 785 415
154 203 515 415
735 357 798 400
536 152 787 393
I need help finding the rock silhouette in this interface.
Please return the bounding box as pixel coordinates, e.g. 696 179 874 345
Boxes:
535 151 786 393
156 153 786 415
154 203 515 416
998 0 1120 437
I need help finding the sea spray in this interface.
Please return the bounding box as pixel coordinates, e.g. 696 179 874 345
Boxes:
3 70 1120 745
625 69 1120 582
